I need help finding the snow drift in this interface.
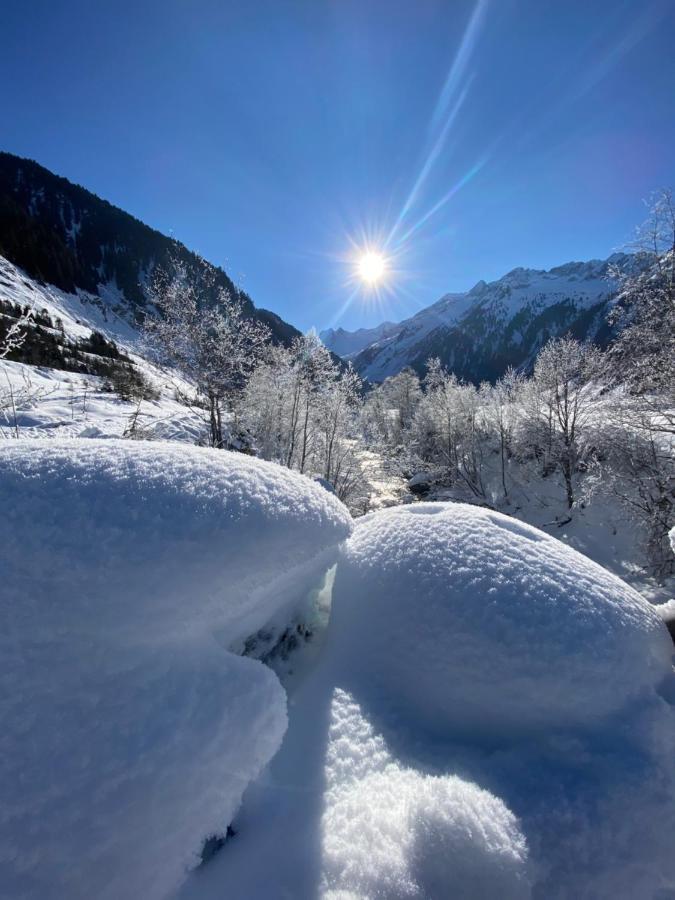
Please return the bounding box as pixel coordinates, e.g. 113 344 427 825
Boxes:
0 440 352 900
320 689 532 900
330 502 673 738
172 500 675 900
0 439 352 644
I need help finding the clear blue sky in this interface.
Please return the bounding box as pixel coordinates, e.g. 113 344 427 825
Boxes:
3 0 674 331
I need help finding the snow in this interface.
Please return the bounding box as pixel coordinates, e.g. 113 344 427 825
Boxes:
0 253 211 444
426 463 675 607
319 690 532 900
178 502 675 900
330 503 673 738
177 675 533 900
0 358 205 443
0 255 139 347
0 440 352 899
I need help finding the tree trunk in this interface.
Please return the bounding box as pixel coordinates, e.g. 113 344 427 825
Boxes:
562 459 574 509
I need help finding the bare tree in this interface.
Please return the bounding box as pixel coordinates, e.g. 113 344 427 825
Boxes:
527 337 601 508
0 308 33 360
144 261 270 448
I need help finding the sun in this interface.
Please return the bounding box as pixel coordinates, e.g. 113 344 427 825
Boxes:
358 251 387 284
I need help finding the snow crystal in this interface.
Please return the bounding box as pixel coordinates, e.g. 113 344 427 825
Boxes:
0 439 352 899
320 689 532 900
330 502 673 738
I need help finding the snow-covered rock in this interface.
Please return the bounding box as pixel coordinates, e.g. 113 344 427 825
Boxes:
330 502 673 738
175 502 675 900
0 440 352 900
0 439 352 644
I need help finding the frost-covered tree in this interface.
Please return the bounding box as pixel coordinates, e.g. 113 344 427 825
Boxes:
406 360 489 499
517 337 601 508
362 368 422 455
602 395 675 576
0 308 33 360
243 343 295 463
243 333 365 505
0 308 43 439
608 189 675 394
482 368 523 502
144 261 270 448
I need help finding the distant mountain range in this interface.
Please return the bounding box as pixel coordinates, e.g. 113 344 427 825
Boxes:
322 257 628 383
319 322 400 358
0 151 299 346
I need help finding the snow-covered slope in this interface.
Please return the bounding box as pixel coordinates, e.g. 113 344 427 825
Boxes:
346 255 627 382
0 254 212 442
0 151 300 346
320 321 400 358
0 440 352 900
0 253 139 347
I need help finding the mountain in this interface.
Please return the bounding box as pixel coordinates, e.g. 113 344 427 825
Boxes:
342 257 628 383
320 322 400 358
0 152 300 345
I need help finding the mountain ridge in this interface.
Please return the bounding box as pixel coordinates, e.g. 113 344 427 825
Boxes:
329 255 628 383
0 151 300 346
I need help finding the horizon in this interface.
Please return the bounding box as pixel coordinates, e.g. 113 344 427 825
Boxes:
3 0 675 333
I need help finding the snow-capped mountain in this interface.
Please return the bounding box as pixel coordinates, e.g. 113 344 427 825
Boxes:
320 321 400 358
343 256 628 383
0 152 300 346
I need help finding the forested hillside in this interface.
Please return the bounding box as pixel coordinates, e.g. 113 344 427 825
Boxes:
0 152 298 343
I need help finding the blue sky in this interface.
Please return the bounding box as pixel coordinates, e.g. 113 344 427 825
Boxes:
3 0 674 331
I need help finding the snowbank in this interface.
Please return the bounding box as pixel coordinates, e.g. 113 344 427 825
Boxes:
176 501 675 900
0 440 352 899
0 439 352 644
330 502 672 738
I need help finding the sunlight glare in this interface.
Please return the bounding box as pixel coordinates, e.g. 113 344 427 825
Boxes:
358 251 386 284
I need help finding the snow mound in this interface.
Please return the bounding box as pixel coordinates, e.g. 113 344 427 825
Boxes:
330 503 672 737
0 439 352 644
0 440 352 899
1 643 285 900
320 690 532 899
